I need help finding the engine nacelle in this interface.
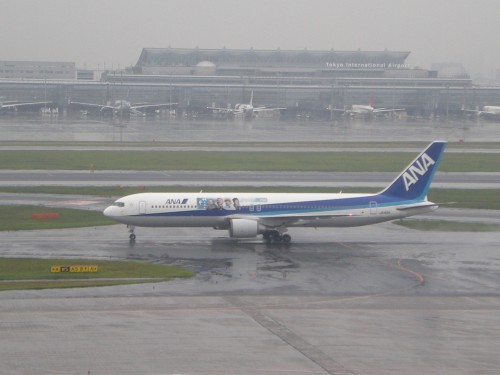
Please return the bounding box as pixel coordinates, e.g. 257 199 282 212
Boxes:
228 219 261 238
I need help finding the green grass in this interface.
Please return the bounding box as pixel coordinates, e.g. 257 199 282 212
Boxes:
0 150 499 172
394 219 500 232
0 279 164 291
0 258 194 291
0 205 114 231
426 189 500 210
0 258 193 280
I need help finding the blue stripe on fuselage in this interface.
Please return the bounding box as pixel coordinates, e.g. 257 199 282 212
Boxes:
134 193 419 218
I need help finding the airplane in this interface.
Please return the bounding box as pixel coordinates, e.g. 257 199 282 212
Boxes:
462 105 500 121
104 141 447 243
208 91 285 119
331 97 406 118
69 99 177 117
347 104 406 117
0 98 54 114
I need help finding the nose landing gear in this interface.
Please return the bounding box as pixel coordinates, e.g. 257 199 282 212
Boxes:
127 225 136 241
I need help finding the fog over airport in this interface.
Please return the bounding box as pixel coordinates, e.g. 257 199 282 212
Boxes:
1 0 499 83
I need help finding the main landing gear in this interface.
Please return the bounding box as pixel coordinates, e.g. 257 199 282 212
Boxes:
263 230 291 244
127 225 136 241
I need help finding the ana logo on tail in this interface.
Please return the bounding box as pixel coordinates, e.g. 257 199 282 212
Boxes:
402 153 435 191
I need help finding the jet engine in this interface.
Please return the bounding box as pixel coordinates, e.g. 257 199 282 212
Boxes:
228 219 262 238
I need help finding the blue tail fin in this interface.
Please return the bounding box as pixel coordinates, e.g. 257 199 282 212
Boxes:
379 141 447 200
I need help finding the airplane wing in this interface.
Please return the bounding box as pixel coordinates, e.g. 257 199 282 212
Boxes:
229 212 355 229
330 108 348 113
131 103 177 112
69 101 113 112
1 101 54 109
372 108 406 113
253 107 286 113
462 109 481 116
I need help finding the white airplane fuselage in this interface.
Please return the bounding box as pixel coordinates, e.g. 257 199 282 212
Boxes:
103 192 436 230
350 104 375 114
482 106 500 114
112 100 132 114
233 103 254 118
481 106 500 120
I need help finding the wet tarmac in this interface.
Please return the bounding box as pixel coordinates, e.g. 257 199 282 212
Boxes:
1 115 498 143
0 170 498 189
1 116 500 374
1 206 500 374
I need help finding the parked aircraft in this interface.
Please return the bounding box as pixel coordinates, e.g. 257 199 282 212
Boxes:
69 100 177 116
463 105 500 121
347 104 406 117
331 97 405 118
208 91 285 119
104 141 447 243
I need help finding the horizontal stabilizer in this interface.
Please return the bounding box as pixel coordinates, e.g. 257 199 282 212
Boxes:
396 203 438 211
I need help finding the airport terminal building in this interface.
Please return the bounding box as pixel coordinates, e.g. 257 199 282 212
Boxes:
132 48 421 79
2 47 500 118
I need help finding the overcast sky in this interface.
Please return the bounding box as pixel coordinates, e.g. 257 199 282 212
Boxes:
1 0 498 81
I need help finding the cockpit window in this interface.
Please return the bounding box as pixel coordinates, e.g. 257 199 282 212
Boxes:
113 201 125 208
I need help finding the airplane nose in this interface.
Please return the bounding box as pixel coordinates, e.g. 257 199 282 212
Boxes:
103 206 114 218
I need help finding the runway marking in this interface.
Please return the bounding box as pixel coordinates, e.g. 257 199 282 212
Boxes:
225 295 355 375
395 259 425 285
337 240 426 290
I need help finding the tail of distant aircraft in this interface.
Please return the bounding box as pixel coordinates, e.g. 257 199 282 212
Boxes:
378 141 447 201
249 90 254 106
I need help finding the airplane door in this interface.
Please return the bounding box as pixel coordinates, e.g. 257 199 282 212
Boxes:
369 201 377 215
139 201 147 214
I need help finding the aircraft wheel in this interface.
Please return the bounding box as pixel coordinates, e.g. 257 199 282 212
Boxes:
282 234 291 243
272 232 282 243
264 231 279 243
129 233 136 241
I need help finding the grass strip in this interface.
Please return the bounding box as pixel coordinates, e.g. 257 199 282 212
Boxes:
0 150 499 172
425 189 500 210
0 205 114 231
0 279 164 291
394 219 500 232
0 258 194 291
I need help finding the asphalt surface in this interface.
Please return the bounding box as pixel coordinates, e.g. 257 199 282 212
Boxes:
1 192 500 374
1 117 500 374
0 170 499 189
0 115 497 143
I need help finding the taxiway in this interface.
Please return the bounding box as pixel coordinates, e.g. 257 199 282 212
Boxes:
1 209 500 374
